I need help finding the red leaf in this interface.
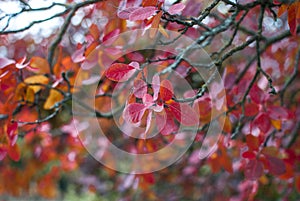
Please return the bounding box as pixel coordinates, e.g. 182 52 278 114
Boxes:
7 122 18 146
168 3 185 15
123 103 147 124
249 84 265 104
245 160 264 180
288 3 297 36
246 134 260 151
160 79 174 101
129 6 158 21
168 101 199 126
253 113 271 133
7 144 20 162
105 63 136 82
296 176 300 193
141 173 155 184
242 151 256 159
244 102 259 117
0 57 15 69
156 110 178 135
265 155 286 175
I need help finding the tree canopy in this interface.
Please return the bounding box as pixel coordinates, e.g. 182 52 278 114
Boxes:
0 0 300 200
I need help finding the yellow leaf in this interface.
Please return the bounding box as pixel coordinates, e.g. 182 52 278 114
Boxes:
24 75 49 93
158 24 169 38
25 87 35 104
29 56 50 74
43 89 63 110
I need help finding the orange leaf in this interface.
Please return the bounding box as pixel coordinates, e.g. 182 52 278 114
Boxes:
29 56 50 74
14 83 26 101
44 89 64 110
278 4 288 17
142 0 158 7
89 23 100 40
150 11 162 38
222 116 232 133
270 119 281 130
24 75 49 93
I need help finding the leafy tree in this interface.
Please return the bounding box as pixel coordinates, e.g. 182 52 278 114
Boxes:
0 0 300 200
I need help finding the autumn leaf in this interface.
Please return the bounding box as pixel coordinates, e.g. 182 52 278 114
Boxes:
168 101 199 126
168 3 185 15
129 6 158 21
150 11 162 38
245 159 264 180
253 113 271 133
123 103 147 124
7 144 20 162
44 89 64 110
159 79 174 101
24 75 49 93
287 2 298 35
264 155 286 175
29 56 50 74
105 63 136 82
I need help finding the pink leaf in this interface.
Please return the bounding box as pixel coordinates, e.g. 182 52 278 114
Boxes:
0 57 15 69
169 101 199 126
143 94 154 107
118 7 139 19
245 160 264 180
156 110 178 135
123 103 147 124
152 75 160 101
103 29 120 46
105 63 136 82
71 47 85 63
133 79 148 98
168 3 185 15
129 6 158 21
0 148 7 161
160 79 174 101
129 61 140 70
268 106 289 120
